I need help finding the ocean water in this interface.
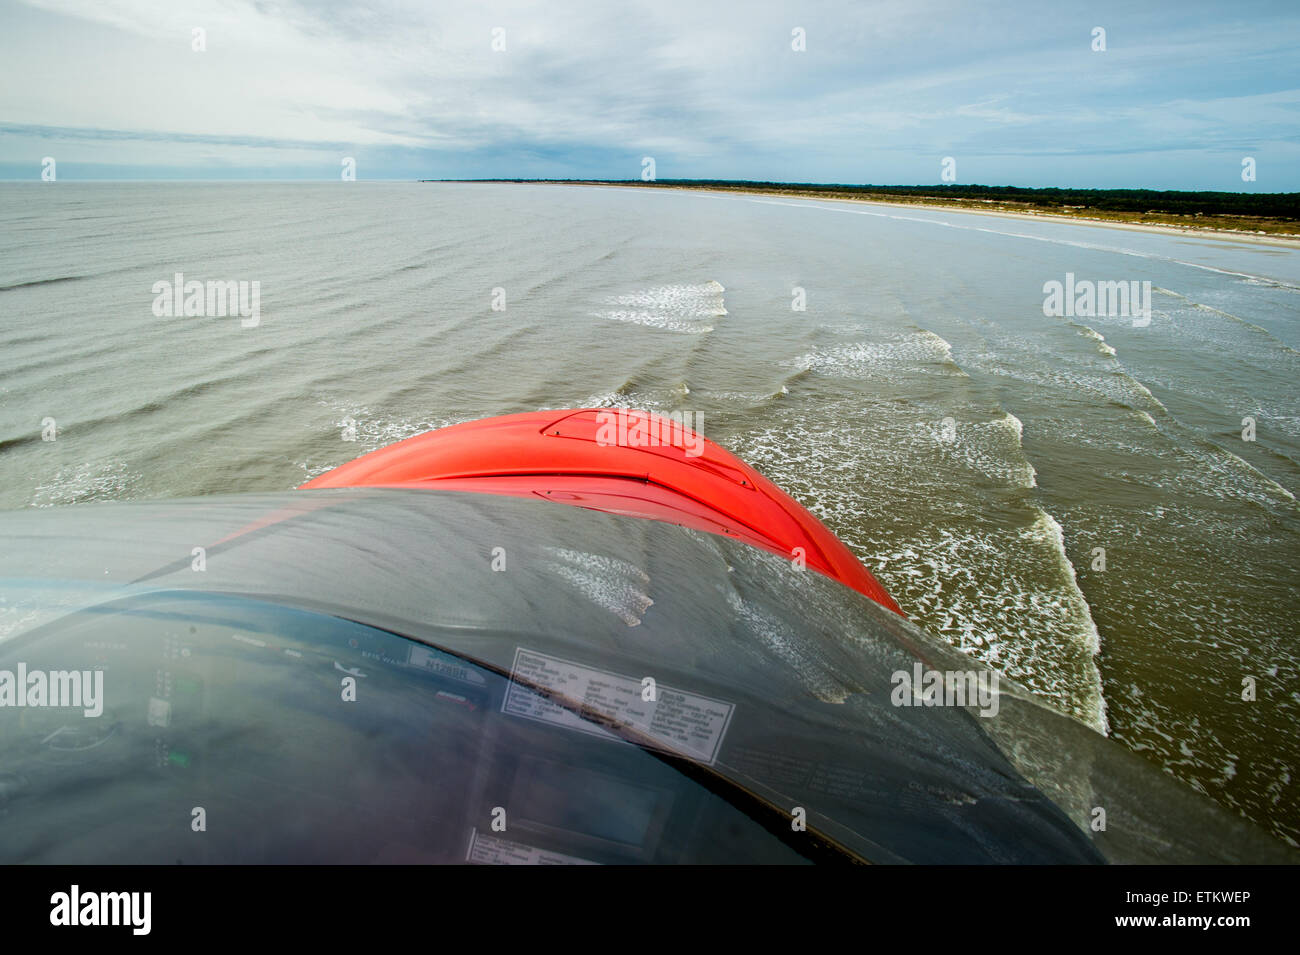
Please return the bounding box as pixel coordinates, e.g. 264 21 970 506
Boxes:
1 181 1297 844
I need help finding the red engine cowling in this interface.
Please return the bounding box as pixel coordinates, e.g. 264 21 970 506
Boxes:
301 409 903 615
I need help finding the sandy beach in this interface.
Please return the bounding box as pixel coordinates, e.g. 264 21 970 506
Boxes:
513 180 1300 249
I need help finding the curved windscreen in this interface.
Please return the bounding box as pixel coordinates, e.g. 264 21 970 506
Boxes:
0 489 1289 863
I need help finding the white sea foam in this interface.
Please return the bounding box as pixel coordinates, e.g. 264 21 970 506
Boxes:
791 331 962 378
576 390 673 412
1075 324 1117 356
545 547 654 627
1183 443 1297 505
596 310 715 333
926 412 1037 488
31 459 138 507
870 512 1108 734
593 281 726 334
725 590 850 703
300 398 462 481
732 399 1109 731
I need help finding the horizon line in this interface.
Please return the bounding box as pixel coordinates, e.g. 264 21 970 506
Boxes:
0 178 1293 196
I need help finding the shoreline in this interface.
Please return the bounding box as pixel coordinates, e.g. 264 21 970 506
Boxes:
437 180 1300 248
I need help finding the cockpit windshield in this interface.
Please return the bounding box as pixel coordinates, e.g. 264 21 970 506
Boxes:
0 490 1287 864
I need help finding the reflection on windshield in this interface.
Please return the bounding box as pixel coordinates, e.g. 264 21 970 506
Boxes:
1 490 1288 864
0 591 817 864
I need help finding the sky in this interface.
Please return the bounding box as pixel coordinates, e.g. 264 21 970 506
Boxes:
0 0 1296 189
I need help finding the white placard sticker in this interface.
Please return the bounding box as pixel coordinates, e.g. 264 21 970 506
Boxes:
466 828 599 865
502 647 734 765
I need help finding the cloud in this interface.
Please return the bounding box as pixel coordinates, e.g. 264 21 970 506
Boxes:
1 0 1296 187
